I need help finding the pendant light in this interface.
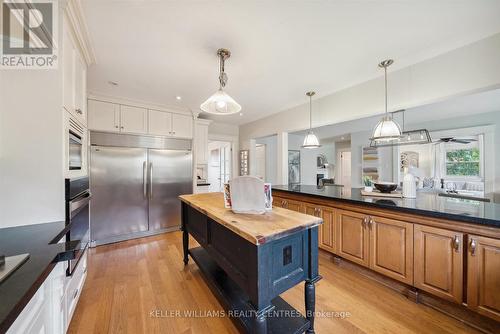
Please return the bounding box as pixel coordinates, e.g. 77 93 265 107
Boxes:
302 91 321 148
370 59 402 142
200 48 241 115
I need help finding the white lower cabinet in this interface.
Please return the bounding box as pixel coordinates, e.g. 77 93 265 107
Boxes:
7 262 66 334
65 250 88 331
7 249 88 334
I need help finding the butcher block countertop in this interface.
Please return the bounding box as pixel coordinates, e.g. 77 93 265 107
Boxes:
179 192 322 245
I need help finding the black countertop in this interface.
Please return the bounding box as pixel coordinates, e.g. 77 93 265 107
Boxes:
272 185 500 228
0 222 78 333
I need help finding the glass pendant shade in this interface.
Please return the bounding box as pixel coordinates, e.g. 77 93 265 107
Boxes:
200 89 241 115
302 131 320 148
371 116 402 142
302 91 321 148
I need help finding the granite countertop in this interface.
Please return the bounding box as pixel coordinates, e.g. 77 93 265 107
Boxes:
272 185 500 228
0 222 78 333
179 192 322 245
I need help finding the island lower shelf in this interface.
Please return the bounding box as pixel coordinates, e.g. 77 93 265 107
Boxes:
189 247 311 334
272 189 500 328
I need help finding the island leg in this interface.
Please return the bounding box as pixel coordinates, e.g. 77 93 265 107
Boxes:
253 311 267 334
181 206 189 265
305 280 316 334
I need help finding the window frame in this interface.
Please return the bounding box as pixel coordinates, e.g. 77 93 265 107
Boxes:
442 135 484 181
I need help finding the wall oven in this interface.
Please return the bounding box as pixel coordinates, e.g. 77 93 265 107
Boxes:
68 117 84 171
65 177 91 276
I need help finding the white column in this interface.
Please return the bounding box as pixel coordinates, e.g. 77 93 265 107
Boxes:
276 132 288 185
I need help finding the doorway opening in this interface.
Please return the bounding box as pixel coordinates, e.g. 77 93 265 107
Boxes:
338 150 352 188
208 141 231 192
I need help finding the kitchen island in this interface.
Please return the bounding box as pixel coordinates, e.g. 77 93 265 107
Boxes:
179 192 322 334
272 185 500 333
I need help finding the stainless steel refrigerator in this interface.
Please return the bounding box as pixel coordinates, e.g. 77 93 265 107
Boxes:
89 132 192 246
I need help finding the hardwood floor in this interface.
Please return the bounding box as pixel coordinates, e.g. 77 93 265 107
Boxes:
68 232 479 334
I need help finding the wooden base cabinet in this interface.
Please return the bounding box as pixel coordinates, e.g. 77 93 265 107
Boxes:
272 196 302 212
303 204 337 253
336 210 370 267
414 225 463 303
467 235 500 321
369 216 413 285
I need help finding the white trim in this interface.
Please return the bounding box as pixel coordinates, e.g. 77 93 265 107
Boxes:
87 93 193 116
208 133 239 180
64 0 96 66
431 125 495 193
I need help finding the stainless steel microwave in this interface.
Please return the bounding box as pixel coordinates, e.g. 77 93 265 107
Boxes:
68 117 84 170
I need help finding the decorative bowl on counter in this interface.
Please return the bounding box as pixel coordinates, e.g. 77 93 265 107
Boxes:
374 182 398 193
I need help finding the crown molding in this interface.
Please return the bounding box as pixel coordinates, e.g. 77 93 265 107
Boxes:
65 0 96 66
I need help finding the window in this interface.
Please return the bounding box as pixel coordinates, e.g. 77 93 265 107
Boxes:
444 138 482 179
446 147 480 176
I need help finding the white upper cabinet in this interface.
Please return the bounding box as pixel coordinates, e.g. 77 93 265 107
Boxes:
148 109 192 138
88 100 120 132
62 17 87 126
148 109 172 136
120 105 148 134
74 54 87 124
195 121 210 165
172 113 193 138
62 26 75 115
88 100 192 137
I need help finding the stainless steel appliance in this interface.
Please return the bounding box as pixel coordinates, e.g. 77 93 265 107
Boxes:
89 132 192 246
68 117 84 170
65 177 91 276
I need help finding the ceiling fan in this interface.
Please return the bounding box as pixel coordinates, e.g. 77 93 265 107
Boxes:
433 137 477 144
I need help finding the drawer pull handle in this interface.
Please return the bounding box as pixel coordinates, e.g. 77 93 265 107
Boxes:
453 236 460 251
470 239 477 255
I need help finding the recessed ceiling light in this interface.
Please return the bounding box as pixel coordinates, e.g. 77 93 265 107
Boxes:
239 112 243 116
176 96 182 100
108 80 118 86
341 136 345 140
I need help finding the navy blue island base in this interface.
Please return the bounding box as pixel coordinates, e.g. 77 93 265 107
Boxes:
181 201 322 334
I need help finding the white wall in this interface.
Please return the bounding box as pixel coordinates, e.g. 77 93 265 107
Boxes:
240 33 500 143
255 135 278 185
0 9 65 228
208 121 239 138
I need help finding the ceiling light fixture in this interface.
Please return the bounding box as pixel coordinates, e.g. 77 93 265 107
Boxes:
302 91 321 149
370 109 432 147
200 48 241 115
176 96 182 100
370 59 402 143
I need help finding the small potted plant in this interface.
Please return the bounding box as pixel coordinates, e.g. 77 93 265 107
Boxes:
363 176 373 192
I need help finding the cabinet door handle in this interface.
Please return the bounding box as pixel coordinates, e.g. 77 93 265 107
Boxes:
470 239 477 255
120 126 124 129
369 217 375 226
75 108 82 115
453 235 460 252
283 200 288 208
115 125 119 128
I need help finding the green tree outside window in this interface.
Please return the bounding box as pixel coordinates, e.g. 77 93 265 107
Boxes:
446 148 480 176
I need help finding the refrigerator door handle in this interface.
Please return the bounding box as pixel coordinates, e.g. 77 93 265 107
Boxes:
142 161 147 197
149 162 153 199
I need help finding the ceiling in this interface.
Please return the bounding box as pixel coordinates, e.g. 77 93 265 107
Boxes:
82 0 500 125
291 88 500 140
